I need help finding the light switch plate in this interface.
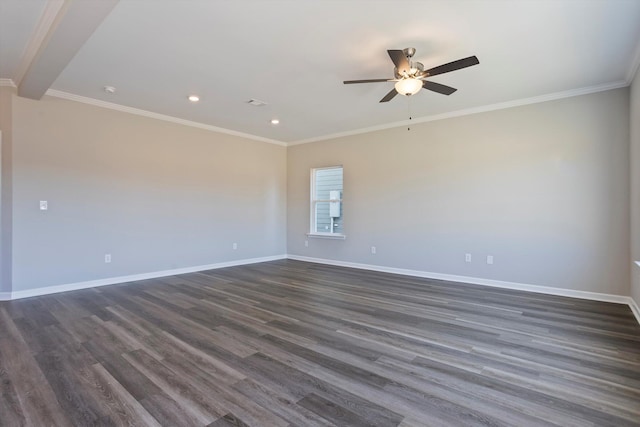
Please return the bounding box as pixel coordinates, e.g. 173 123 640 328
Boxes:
39 201 48 210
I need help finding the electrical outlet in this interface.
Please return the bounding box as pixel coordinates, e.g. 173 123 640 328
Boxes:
371 246 376 254
39 201 48 210
487 255 494 265
233 243 238 250
104 254 111 263
465 253 472 263
304 240 308 247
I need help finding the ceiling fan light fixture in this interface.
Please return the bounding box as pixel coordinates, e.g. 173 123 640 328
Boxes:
394 78 422 96
343 49 479 103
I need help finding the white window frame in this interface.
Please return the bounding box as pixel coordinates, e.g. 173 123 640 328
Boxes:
308 166 345 239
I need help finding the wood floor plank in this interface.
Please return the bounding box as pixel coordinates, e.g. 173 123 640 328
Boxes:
139 392 205 426
231 378 337 427
0 308 73 426
207 413 251 427
89 362 162 427
0 347 27 426
33 349 108 425
82 337 162 402
243 352 406 426
1 259 639 426
121 349 220 425
148 345 289 427
297 392 378 427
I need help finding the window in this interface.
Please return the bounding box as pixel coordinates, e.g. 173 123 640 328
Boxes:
310 166 344 238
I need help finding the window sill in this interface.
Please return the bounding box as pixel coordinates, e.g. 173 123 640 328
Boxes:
307 233 346 240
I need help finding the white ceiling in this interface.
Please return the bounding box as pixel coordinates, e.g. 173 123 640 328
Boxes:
2 0 640 144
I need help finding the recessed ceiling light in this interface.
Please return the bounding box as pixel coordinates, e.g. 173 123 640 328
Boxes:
104 85 116 94
188 95 200 102
271 119 280 125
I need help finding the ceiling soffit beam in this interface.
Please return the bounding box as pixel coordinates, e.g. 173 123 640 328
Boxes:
18 0 119 100
12 0 66 87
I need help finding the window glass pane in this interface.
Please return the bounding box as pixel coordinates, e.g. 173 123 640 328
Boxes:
311 166 343 234
314 202 343 233
314 168 343 200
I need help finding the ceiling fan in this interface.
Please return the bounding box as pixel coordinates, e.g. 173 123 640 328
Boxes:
344 48 479 103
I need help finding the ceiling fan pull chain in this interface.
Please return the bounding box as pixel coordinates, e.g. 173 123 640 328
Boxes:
407 97 412 131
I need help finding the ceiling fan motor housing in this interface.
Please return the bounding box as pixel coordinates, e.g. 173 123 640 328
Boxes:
403 47 416 58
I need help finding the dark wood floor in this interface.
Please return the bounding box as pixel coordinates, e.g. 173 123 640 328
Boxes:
1 260 639 426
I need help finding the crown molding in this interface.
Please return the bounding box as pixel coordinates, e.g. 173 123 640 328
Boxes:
44 89 288 147
21 77 632 148
288 80 629 146
0 79 17 88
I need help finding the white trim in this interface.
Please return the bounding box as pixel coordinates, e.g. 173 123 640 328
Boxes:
0 79 16 88
310 165 344 236
625 39 640 85
44 89 288 147
4 254 286 301
12 0 66 86
288 80 629 146
632 263 640 325
3 254 638 326
629 298 640 326
286 254 632 305
28 80 629 148
306 233 346 240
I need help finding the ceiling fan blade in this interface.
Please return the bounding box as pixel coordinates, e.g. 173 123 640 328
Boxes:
343 79 390 84
422 80 457 95
425 56 479 77
379 88 398 103
387 50 410 74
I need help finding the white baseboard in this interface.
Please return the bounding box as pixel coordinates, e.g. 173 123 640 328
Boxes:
2 255 287 301
3 254 639 327
286 254 637 312
629 298 640 325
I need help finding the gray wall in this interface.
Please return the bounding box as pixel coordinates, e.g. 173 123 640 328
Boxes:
0 87 13 293
11 94 287 291
3 85 634 297
631 65 640 306
288 89 630 295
